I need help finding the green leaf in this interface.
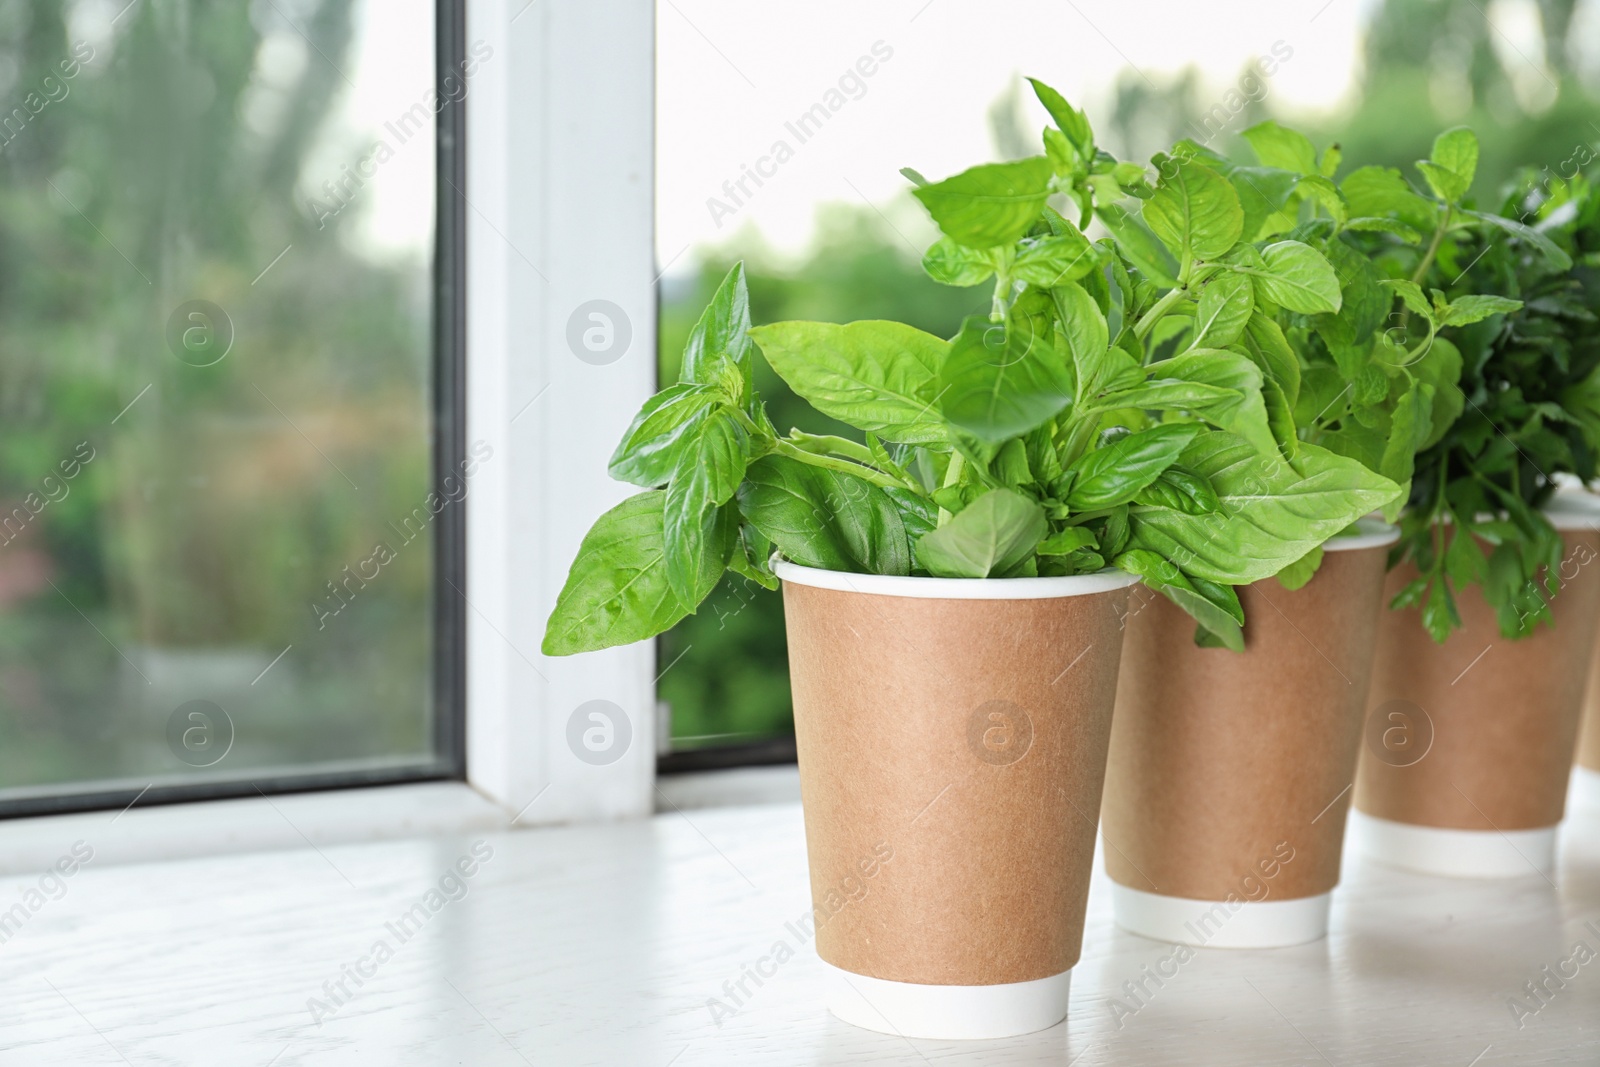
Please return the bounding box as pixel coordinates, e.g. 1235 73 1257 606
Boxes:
1411 336 1464 447
1037 526 1098 556
1416 161 1468 205
544 492 723 656
1383 279 1435 323
915 488 1048 578
1128 436 1402 584
1134 466 1219 514
1344 216 1423 242
663 410 750 603
939 316 1074 445
1145 158 1245 263
1296 175 1349 227
737 455 911 575
1429 127 1479 196
1241 241 1342 314
1027 77 1093 157
1377 379 1433 487
1462 209 1573 271
681 264 754 399
1240 312 1302 408
1276 545 1324 591
749 321 949 445
1421 580 1461 643
1441 294 1523 327
1065 423 1201 510
1114 548 1245 652
1227 166 1301 241
1012 229 1098 286
608 383 724 487
1189 272 1254 350
923 237 995 287
1096 203 1181 288
1054 281 1139 404
1147 349 1276 458
912 157 1055 249
1339 166 1436 230
1242 120 1319 175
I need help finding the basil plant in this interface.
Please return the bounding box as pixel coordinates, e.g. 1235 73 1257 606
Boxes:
544 83 1399 658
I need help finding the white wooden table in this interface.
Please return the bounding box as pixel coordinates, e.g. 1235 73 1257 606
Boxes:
2 795 1597 1065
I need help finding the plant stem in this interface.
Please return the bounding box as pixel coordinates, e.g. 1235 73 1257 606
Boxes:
1411 204 1453 286
1132 285 1189 344
773 439 903 490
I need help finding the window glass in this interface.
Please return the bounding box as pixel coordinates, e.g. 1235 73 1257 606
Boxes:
0 0 451 808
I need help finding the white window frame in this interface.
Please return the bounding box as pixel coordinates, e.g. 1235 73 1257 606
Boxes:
0 0 659 874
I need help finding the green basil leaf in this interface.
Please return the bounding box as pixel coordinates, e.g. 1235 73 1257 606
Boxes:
663 410 750 603
1241 120 1318 176
737 454 911 575
749 320 949 445
1012 229 1097 286
608 383 723 487
939 316 1074 445
1037 526 1098 556
681 263 754 399
1275 545 1324 591
1128 435 1402 584
1113 548 1245 652
1027 77 1093 157
1065 423 1201 510
543 492 719 656
1145 349 1276 458
1095 203 1181 288
1054 281 1137 403
1239 312 1302 407
727 524 780 591
912 157 1055 249
915 488 1047 578
1133 466 1219 514
1227 165 1300 241
923 237 995 287
1145 157 1244 263
1188 272 1254 350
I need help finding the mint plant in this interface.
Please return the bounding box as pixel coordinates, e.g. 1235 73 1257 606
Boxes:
1381 169 1598 641
543 86 1399 658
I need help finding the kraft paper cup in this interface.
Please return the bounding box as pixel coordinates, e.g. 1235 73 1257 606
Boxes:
1355 505 1600 878
1100 519 1396 948
776 560 1137 1040
1576 608 1600 816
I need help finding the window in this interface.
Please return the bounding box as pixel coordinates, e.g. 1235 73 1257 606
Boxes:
0 0 466 816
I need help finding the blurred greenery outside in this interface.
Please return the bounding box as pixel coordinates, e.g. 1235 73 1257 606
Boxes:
658 0 1600 752
0 0 439 796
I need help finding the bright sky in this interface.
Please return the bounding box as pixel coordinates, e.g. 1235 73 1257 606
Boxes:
657 0 1387 264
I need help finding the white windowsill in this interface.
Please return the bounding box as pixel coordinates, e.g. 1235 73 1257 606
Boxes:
0 781 512 878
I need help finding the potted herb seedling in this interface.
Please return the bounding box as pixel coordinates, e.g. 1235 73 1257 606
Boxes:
963 89 1412 946
545 125 1389 1032
1347 165 1600 875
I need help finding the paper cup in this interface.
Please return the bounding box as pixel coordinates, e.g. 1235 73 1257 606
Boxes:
776 561 1136 1040
1100 520 1397 947
1355 509 1600 877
